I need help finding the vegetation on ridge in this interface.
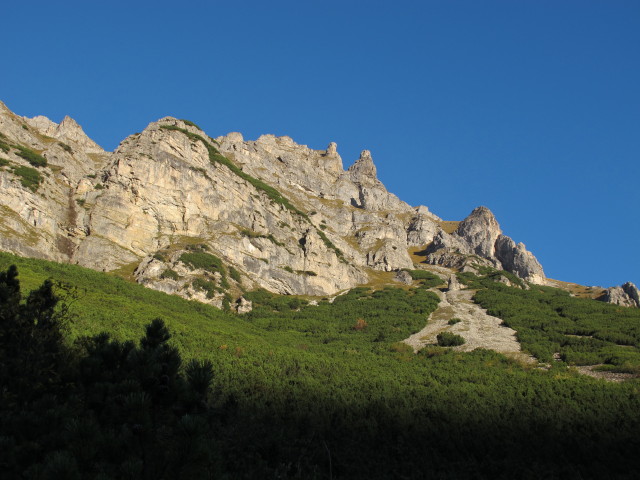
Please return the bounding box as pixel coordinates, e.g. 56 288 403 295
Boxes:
160 124 309 219
179 118 202 130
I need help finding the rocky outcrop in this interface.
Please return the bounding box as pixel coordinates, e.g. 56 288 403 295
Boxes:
235 297 253 314
365 240 413 272
456 206 502 258
624 282 640 306
25 114 104 154
394 270 413 285
407 208 440 246
494 235 545 285
425 206 545 284
600 282 640 308
339 150 411 212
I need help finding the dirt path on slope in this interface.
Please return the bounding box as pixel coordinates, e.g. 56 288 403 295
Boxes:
403 288 535 363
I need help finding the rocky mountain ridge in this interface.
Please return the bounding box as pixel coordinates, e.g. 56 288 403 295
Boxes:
600 282 640 308
0 101 634 308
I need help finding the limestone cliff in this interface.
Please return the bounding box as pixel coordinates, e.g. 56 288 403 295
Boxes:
425 206 545 284
0 101 548 305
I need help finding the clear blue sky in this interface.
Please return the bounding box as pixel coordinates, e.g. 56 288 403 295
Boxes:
2 0 638 288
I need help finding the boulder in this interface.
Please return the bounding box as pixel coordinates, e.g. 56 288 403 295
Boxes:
236 297 253 314
394 270 413 284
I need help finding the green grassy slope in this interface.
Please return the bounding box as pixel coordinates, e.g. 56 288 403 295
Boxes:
0 252 268 354
2 252 640 477
459 270 640 373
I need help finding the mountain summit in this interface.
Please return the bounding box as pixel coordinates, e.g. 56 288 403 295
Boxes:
0 102 564 307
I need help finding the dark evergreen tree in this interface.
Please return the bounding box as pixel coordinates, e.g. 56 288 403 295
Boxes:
0 265 70 403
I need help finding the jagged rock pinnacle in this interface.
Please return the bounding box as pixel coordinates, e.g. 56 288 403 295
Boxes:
455 206 502 258
348 149 378 182
226 132 244 142
326 142 338 156
56 115 104 153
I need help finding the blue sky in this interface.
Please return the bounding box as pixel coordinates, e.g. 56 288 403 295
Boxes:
2 1 638 288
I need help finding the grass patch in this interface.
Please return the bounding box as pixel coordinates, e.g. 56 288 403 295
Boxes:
317 229 346 263
160 268 180 280
14 145 47 167
239 228 286 247
229 266 241 283
437 220 460 234
180 119 202 130
448 317 462 325
402 269 443 288
58 142 73 153
179 251 224 275
11 165 43 192
280 266 315 276
192 277 219 298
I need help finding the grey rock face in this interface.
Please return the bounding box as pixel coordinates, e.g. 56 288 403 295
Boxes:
0 100 550 304
415 205 441 221
236 297 253 314
600 282 640 308
407 210 440 246
426 248 495 271
494 235 546 285
25 114 104 153
326 142 338 157
348 150 378 184
455 206 502 258
427 229 474 256
425 207 545 284
394 270 413 284
366 240 413 272
622 282 640 306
